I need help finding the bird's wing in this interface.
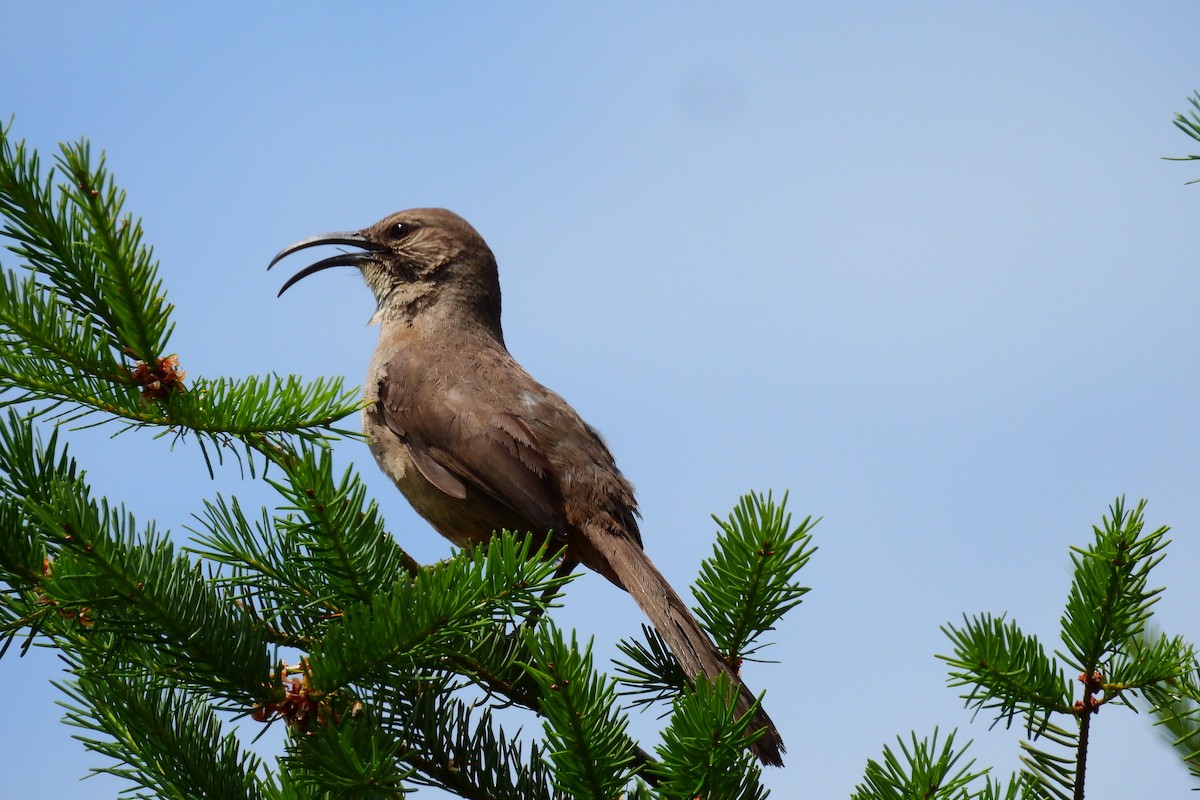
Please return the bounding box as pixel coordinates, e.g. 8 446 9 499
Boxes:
370 364 568 535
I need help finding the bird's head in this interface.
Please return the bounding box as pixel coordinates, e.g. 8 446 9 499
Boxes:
269 208 502 333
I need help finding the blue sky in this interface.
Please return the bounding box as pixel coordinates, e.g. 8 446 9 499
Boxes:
4 3 1200 797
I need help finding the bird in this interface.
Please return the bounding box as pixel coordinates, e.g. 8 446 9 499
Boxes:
269 208 784 765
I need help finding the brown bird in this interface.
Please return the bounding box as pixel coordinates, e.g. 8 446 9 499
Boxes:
269 208 784 765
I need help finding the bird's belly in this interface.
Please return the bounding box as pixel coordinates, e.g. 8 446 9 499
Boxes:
363 416 553 553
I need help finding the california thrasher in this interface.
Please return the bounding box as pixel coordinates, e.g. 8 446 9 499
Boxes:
269 208 785 765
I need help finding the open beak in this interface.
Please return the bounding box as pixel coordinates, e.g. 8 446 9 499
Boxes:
268 231 385 297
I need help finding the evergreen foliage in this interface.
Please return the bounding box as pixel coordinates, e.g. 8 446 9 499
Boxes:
853 500 1200 800
693 492 815 666
0 122 813 798
649 675 768 800
1167 91 1200 183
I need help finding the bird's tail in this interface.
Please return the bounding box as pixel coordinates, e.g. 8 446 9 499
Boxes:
585 527 786 767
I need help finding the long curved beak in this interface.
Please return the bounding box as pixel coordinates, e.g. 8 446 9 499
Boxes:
268 231 384 297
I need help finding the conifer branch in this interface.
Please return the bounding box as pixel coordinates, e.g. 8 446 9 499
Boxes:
0 122 361 457
851 729 990 800
650 674 767 800
1165 91 1200 183
399 693 565 799
693 491 815 665
57 667 267 800
919 499 1197 800
523 622 639 799
616 491 814 716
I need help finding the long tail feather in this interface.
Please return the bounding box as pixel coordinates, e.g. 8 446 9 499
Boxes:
586 526 785 766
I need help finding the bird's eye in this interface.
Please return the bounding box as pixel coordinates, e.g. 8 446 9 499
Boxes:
390 222 413 240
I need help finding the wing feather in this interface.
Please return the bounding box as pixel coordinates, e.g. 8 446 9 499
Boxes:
373 366 567 534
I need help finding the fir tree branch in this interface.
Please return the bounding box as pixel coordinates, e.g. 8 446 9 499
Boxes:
56 141 172 361
851 729 990 800
264 443 418 602
1144 686 1200 783
1165 91 1200 184
0 269 135 385
1105 630 1195 699
164 374 362 440
939 613 1072 733
400 692 566 800
189 442 421 647
57 665 267 800
614 623 690 709
0 124 171 362
522 622 639 799
649 674 766 800
283 714 412 798
693 491 815 665
616 492 814 713
187 493 331 647
0 411 271 701
932 499 1183 800
304 534 564 697
0 123 361 454
1058 498 1167 675
1016 721 1077 800
1134 628 1200 785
